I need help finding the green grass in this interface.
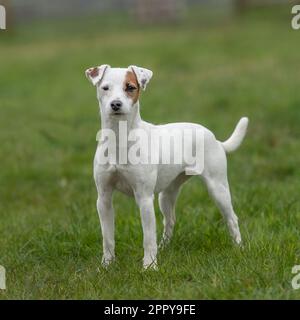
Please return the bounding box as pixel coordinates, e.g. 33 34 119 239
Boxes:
0 6 300 299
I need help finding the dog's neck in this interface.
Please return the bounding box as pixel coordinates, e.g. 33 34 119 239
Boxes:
100 101 142 134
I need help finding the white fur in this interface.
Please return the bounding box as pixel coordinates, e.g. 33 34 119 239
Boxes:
222 117 249 153
86 65 249 270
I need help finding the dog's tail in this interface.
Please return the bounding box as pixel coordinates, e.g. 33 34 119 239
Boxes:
221 117 249 154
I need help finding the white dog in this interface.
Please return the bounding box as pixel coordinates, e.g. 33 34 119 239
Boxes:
85 65 249 270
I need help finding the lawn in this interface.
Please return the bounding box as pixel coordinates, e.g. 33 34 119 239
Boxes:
0 6 300 299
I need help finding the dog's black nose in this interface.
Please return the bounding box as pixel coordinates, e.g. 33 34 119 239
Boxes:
110 100 122 111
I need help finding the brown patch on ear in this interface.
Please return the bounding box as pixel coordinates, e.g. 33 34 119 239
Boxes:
89 67 99 78
124 71 140 104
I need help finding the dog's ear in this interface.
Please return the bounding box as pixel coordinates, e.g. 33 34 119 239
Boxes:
128 65 153 91
85 64 110 86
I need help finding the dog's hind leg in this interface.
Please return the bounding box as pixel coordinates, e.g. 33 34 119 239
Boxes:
204 176 241 244
159 172 190 248
159 189 177 247
201 148 242 245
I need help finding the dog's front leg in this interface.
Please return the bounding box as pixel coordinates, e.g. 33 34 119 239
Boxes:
97 188 115 267
135 193 157 270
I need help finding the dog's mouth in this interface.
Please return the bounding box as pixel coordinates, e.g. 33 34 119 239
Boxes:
111 112 125 116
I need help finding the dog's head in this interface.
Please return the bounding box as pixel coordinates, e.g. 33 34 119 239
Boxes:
85 65 153 117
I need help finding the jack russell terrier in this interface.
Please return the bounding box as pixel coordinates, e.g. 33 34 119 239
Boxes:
85 65 249 270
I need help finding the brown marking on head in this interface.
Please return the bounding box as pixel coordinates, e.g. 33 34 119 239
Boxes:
124 71 140 104
89 67 99 78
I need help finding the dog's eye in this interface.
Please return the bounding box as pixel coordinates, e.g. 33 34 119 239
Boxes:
102 86 109 91
125 84 137 92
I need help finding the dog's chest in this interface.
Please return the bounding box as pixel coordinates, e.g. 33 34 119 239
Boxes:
114 169 134 196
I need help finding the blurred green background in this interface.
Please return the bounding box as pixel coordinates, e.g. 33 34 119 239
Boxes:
0 0 300 299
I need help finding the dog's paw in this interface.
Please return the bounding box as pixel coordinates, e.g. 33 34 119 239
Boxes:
233 234 242 246
101 256 115 268
158 239 169 250
143 261 158 271
159 233 172 250
236 240 244 249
